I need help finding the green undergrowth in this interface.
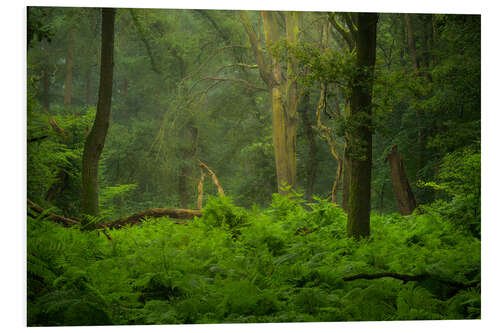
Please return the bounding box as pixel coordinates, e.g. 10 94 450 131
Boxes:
27 195 480 326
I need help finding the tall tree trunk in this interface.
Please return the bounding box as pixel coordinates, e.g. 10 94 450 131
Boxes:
264 11 298 193
346 13 378 239
81 8 116 218
64 29 75 108
387 145 417 215
241 11 298 195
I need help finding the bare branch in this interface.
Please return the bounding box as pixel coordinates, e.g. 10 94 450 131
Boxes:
199 160 225 196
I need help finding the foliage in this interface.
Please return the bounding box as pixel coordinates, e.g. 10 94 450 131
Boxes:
28 196 480 325
418 147 480 237
26 8 481 326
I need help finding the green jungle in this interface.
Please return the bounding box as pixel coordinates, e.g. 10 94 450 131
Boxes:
26 7 480 326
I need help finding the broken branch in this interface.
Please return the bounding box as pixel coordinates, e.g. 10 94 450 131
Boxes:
198 160 225 196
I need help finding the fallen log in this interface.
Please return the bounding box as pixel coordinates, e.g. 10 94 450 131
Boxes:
28 199 202 232
105 208 202 229
27 199 79 227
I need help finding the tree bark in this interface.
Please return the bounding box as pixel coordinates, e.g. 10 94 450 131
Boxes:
387 145 417 215
63 29 75 108
81 8 116 218
346 13 378 239
241 11 299 194
264 11 298 193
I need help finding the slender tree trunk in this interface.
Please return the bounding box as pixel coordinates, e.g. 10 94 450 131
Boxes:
82 8 116 218
64 29 75 108
387 145 417 215
241 11 298 194
346 13 378 239
263 11 298 193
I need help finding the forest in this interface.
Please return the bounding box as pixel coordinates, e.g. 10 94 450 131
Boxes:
26 6 480 326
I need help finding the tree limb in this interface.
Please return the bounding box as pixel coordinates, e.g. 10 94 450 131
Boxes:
199 160 225 196
239 11 275 87
327 13 355 51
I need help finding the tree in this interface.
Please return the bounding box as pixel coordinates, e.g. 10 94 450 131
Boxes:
81 8 116 219
346 13 378 239
240 11 299 194
387 145 417 215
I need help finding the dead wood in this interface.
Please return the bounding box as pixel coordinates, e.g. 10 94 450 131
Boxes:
27 199 202 232
198 160 225 196
105 208 202 229
27 199 79 227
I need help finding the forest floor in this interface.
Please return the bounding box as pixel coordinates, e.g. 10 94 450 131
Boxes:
27 195 480 326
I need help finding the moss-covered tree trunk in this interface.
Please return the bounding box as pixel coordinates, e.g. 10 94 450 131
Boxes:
346 13 378 239
241 11 299 195
265 11 299 193
81 8 116 218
